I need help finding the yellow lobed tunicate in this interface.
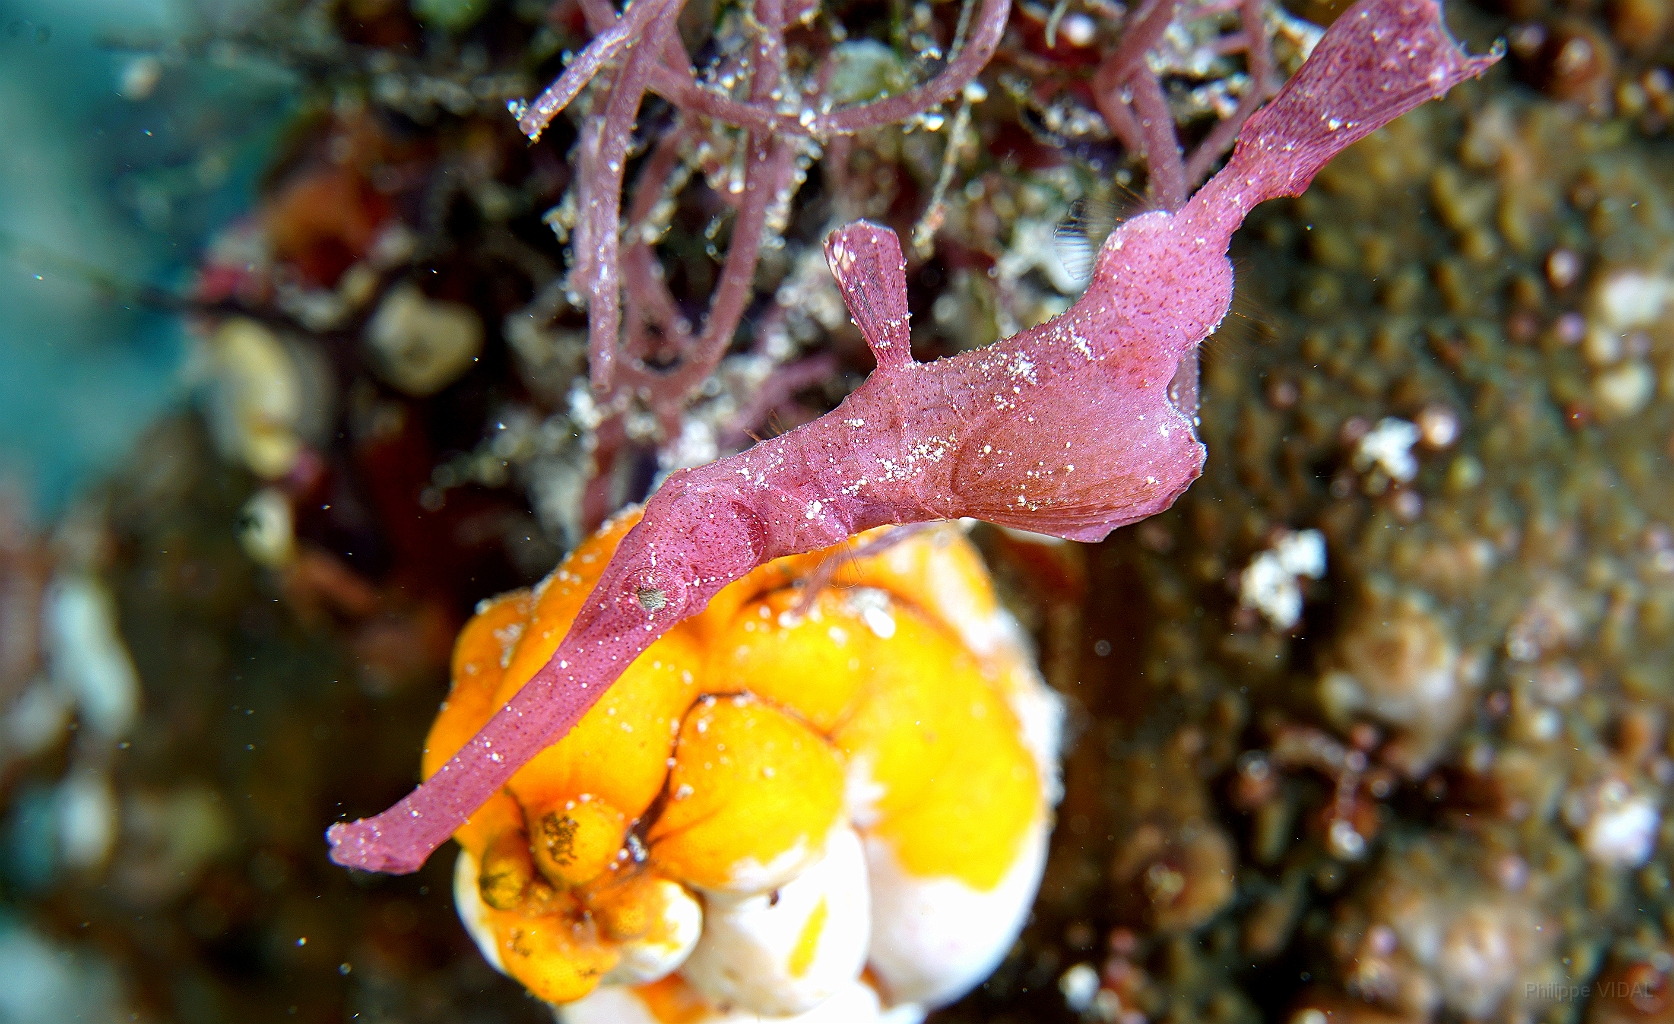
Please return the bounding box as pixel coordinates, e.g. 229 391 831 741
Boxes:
648 694 847 894
427 514 1062 1019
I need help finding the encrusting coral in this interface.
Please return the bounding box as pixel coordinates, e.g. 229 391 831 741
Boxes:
426 514 1060 1020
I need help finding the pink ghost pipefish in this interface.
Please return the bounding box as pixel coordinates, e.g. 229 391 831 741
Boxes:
327 0 1498 874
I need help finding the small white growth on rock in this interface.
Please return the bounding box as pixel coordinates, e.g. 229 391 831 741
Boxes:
201 318 308 480
567 380 605 430
238 488 296 568
365 282 484 397
1271 4 1326 59
1504 580 1588 663
44 575 140 739
1585 269 1674 367
1327 817 1367 860
776 246 850 335
1059 13 1096 47
1239 530 1326 629
55 772 118 870
1058 963 1100 1013
998 216 1089 295
1566 777 1660 868
1593 360 1654 420
119 54 164 100
1353 417 1421 488
2 681 72 763
1415 405 1459 449
1545 248 1581 289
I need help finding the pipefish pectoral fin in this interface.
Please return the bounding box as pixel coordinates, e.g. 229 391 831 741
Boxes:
943 383 1204 543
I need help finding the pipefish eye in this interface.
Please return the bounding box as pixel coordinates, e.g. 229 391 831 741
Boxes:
636 587 667 612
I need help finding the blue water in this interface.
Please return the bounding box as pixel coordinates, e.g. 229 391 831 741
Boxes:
0 0 290 519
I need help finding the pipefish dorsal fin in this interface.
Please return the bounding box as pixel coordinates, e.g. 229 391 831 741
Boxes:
824 221 914 375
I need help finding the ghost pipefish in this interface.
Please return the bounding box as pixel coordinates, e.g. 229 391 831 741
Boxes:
327 0 1498 874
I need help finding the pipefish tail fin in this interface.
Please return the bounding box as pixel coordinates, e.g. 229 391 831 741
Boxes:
1187 0 1500 231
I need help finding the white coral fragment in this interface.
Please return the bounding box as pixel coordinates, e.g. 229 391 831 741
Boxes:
1239 529 1326 629
1353 417 1422 486
1566 777 1660 868
1586 269 1674 366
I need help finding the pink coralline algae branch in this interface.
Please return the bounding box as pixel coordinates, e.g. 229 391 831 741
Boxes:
510 0 1016 522
1092 0 1279 211
521 0 1012 430
327 0 1499 874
